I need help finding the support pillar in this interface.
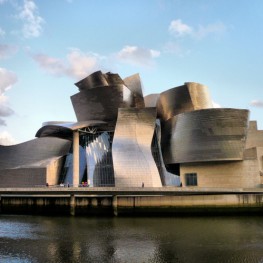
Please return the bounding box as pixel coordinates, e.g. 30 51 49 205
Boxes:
73 130 79 187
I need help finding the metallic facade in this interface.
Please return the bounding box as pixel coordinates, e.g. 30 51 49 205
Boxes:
0 137 71 187
0 137 71 169
1 70 263 188
71 85 133 122
162 108 249 164
157 82 213 122
112 108 162 187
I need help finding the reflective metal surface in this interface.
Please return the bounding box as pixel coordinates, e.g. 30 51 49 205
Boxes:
157 82 213 122
162 108 249 164
123 73 145 108
74 70 124 91
71 85 133 122
112 108 162 187
0 137 71 187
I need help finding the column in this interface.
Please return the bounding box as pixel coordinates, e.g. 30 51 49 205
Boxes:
73 130 79 187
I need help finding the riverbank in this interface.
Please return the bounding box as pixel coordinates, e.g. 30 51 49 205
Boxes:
1 187 263 216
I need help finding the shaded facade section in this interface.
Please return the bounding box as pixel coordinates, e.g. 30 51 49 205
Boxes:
157 82 213 122
144 94 159 107
71 85 133 122
162 108 249 164
112 108 162 187
0 137 71 187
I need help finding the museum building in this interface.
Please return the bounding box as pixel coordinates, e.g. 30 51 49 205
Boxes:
0 71 262 188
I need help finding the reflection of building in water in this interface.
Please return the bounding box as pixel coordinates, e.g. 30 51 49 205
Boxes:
0 70 263 188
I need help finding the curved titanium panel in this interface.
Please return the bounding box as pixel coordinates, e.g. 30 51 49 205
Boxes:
74 71 108 91
0 137 71 169
123 73 145 108
162 108 249 164
112 108 162 187
157 82 213 122
74 71 124 91
71 85 133 122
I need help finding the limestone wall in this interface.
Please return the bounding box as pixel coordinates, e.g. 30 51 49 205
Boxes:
180 159 260 188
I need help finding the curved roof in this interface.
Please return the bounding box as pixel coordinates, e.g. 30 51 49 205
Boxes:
0 137 71 169
35 120 107 138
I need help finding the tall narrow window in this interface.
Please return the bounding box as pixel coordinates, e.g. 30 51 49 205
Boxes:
185 173 197 186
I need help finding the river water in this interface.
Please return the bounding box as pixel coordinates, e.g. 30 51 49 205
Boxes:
1 215 263 263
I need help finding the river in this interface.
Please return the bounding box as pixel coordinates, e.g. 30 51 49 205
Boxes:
1 215 263 263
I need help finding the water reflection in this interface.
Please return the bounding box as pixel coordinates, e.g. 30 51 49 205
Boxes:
1 215 263 262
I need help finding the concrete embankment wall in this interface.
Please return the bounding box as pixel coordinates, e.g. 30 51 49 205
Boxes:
1 193 263 216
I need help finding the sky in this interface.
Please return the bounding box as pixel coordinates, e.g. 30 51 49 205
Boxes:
0 0 263 145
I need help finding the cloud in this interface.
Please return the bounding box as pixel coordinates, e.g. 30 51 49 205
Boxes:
250 100 263 108
169 19 193 37
31 49 104 79
169 19 226 39
0 44 18 59
32 45 160 78
18 0 44 38
117 45 160 66
0 68 17 125
0 131 16 145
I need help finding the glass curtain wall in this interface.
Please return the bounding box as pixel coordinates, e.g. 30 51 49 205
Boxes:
82 131 115 187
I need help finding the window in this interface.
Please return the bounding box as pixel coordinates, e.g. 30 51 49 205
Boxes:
185 173 197 186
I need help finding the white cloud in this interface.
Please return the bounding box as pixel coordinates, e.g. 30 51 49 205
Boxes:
66 49 103 79
32 45 160 78
31 49 104 79
169 19 226 40
250 100 263 107
0 68 17 125
169 19 193 37
117 45 160 66
0 131 16 145
18 0 44 38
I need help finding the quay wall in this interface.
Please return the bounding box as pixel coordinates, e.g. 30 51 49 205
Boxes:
1 190 263 216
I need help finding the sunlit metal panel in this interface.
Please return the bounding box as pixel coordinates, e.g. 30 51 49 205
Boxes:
157 82 213 122
112 108 162 187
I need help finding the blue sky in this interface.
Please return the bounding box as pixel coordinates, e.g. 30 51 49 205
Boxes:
0 0 263 145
